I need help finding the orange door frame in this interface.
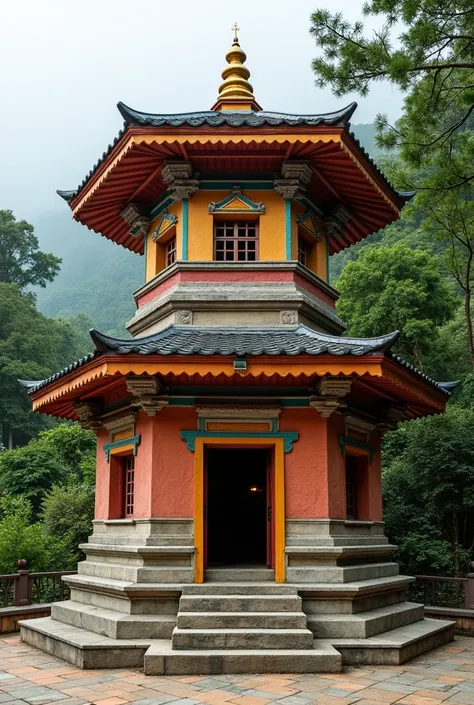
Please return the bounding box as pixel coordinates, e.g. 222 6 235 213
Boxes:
194 437 286 583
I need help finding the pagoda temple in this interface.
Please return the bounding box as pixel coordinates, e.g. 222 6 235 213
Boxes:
20 29 454 674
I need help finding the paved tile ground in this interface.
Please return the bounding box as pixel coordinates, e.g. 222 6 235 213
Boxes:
1 634 474 705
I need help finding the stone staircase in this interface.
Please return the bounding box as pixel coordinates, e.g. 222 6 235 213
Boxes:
144 582 342 674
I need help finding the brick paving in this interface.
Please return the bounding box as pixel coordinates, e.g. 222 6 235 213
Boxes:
1 633 474 705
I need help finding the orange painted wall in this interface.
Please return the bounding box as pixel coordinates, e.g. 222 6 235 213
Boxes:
145 190 288 283
95 427 126 520
148 407 195 517
291 203 328 281
280 408 330 518
327 413 348 519
94 404 382 522
146 202 181 281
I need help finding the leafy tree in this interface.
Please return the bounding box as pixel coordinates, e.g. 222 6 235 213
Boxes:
0 283 90 447
336 244 456 369
383 405 474 576
0 425 96 516
41 482 95 566
310 1 474 190
418 187 474 367
0 497 72 574
0 210 61 290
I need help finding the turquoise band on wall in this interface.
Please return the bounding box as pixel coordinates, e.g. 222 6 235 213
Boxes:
285 199 292 259
181 430 299 453
103 435 141 462
182 199 189 260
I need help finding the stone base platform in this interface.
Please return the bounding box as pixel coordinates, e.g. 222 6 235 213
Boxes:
19 519 455 674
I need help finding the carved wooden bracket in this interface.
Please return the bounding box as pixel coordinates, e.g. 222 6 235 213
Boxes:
309 376 352 418
125 375 169 416
73 400 103 432
161 161 199 200
274 161 312 200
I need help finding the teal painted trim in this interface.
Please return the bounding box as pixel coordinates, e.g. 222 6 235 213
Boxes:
103 435 141 462
182 199 189 261
180 430 299 453
208 186 265 214
169 397 196 406
285 199 292 259
326 230 330 284
198 418 206 432
150 194 175 219
338 435 375 462
200 181 274 191
280 398 310 407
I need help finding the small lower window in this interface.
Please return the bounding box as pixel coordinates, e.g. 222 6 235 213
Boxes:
345 456 358 520
123 455 135 517
297 237 309 267
166 238 176 267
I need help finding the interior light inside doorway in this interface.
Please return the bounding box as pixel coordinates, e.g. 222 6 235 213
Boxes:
249 485 263 493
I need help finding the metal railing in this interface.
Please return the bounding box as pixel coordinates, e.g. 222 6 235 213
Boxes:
0 560 76 608
406 563 474 610
407 575 469 608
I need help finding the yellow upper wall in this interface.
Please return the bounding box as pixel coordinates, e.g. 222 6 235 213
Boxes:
145 189 328 282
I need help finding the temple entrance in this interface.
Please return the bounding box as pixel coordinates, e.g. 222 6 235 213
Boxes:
205 448 272 568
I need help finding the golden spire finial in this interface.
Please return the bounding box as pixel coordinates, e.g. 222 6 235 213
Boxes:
211 25 262 112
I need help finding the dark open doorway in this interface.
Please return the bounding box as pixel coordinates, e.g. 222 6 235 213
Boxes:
206 448 271 567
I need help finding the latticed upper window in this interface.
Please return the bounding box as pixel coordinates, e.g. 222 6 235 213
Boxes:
123 455 135 517
214 221 258 262
297 237 309 267
166 238 176 267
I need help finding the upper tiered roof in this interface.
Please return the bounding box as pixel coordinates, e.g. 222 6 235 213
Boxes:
57 29 410 255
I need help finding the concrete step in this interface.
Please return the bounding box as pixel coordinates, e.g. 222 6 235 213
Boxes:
183 583 297 595
51 601 176 639
331 618 455 665
145 639 342 674
307 602 424 638
287 562 400 584
20 617 152 669
78 561 193 583
179 594 303 613
81 544 194 556
177 611 307 629
205 568 274 582
172 626 314 650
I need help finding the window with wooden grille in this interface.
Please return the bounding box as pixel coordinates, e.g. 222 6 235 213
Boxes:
123 455 135 517
166 238 176 267
214 221 258 262
345 456 358 520
297 237 310 267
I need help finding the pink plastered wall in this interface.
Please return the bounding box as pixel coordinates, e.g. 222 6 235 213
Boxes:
94 408 196 520
280 408 330 518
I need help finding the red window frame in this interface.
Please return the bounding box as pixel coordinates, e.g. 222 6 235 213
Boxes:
123 455 135 517
297 236 310 267
213 221 259 262
166 238 176 267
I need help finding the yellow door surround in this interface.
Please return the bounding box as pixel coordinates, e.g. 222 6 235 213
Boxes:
193 437 286 583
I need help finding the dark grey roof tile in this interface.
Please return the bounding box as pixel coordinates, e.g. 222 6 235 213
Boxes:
116 102 358 128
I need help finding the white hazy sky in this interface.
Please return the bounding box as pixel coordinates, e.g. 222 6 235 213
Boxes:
0 0 403 219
